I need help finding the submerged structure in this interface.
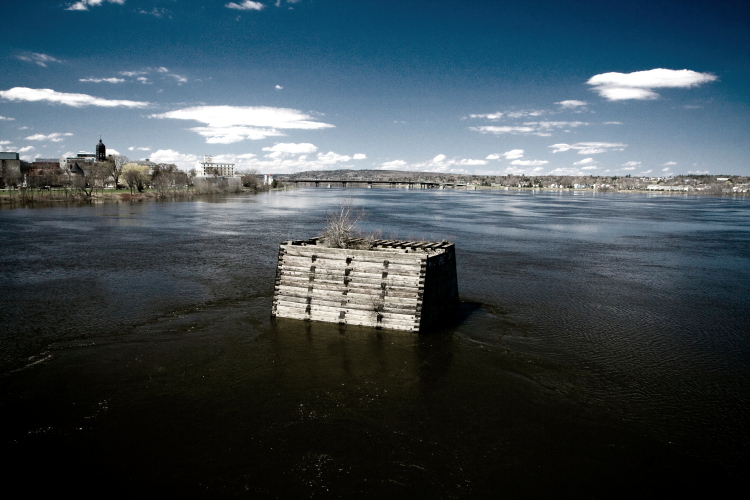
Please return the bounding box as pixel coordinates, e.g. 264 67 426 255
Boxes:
272 238 459 332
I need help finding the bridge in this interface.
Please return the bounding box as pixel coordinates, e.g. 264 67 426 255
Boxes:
285 179 469 189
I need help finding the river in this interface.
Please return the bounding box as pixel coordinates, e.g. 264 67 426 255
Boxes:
1 189 748 496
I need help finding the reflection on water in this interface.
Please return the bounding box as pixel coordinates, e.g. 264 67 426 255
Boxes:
1 190 748 495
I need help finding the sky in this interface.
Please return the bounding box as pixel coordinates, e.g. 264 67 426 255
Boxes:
1 0 748 177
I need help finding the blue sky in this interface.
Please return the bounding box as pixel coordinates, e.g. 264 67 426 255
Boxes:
1 0 748 176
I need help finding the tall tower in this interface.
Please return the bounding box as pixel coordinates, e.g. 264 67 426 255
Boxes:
96 137 106 161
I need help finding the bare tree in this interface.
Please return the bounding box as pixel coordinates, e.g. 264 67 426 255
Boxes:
320 199 361 248
107 155 128 189
122 163 150 194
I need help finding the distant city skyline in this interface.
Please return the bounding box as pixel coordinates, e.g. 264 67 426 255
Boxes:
1 0 748 176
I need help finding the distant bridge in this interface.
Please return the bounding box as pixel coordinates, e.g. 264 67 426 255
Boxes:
285 179 469 189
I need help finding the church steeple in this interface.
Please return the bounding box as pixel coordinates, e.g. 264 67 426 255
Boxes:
96 137 106 161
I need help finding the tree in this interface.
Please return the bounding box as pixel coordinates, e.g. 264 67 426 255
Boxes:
72 162 109 197
107 155 128 189
122 163 150 194
320 199 361 248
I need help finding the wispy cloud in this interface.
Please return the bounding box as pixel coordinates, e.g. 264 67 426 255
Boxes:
226 1 265 11
549 142 627 154
556 100 587 109
0 87 150 108
128 146 151 151
79 77 126 83
65 0 125 11
25 132 74 142
587 68 718 101
138 7 170 18
469 104 590 137
0 115 15 121
470 121 588 137
469 110 545 120
510 159 548 166
16 53 63 67
150 105 334 144
621 161 641 167
116 67 187 85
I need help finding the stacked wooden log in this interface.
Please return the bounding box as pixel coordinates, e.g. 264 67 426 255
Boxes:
272 238 458 332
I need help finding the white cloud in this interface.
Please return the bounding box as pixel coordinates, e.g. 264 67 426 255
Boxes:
526 121 589 130
640 170 653 175
0 115 14 121
485 154 501 160
622 166 637 171
556 100 587 109
662 167 672 172
603 121 623 125
275 85 283 90
381 160 407 169
587 68 718 101
621 161 641 167
379 154 486 173
574 158 596 165
226 1 265 10
79 77 125 83
120 71 147 77
25 132 74 142
502 149 524 160
0 87 150 108
190 126 285 144
510 159 548 166
17 53 64 67
549 142 627 154
352 153 366 160
469 112 504 120
469 109 545 121
18 146 35 153
65 0 125 11
151 105 334 144
662 161 677 166
470 126 539 136
458 159 489 166
149 149 201 167
262 142 318 155
128 146 151 151
471 120 587 137
581 166 598 170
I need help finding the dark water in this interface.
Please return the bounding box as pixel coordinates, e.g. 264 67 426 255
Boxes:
1 190 748 496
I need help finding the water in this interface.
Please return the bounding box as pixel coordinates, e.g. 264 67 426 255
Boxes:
1 190 748 496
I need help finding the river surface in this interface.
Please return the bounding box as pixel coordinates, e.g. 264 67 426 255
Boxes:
1 189 748 496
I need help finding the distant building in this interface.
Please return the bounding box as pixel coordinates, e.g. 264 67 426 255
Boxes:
61 152 96 171
1 152 22 185
96 138 106 161
196 155 234 177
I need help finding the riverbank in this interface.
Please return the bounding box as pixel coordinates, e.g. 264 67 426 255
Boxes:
0 186 284 208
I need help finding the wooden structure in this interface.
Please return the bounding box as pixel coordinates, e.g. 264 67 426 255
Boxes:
272 238 459 332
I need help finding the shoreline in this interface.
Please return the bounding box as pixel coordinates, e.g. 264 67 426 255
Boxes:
1 185 747 210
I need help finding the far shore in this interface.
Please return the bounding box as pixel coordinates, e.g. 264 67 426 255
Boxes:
0 186 280 208
1 184 747 210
